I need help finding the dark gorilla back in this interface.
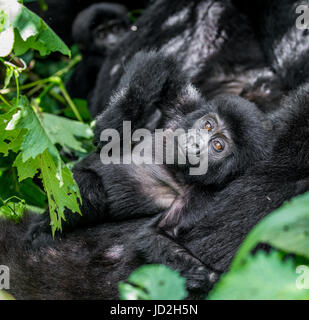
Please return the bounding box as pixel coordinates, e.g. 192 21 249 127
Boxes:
0 214 145 300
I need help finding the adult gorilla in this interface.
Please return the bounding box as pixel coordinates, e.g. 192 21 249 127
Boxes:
70 0 309 116
26 0 150 45
1 0 309 299
2 84 309 299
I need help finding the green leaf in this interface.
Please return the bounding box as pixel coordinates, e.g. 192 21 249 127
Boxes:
13 4 41 41
233 192 309 269
0 96 82 233
0 108 25 156
0 170 46 208
6 97 60 168
0 199 26 222
39 149 81 234
208 251 309 300
41 112 93 153
13 152 39 181
0 290 15 300
0 0 70 57
63 99 93 122
13 20 71 57
119 265 187 300
35 24 70 56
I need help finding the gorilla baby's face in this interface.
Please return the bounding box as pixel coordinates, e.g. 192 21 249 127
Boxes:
173 95 270 187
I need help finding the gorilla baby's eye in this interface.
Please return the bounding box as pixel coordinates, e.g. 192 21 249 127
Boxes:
205 121 213 131
213 140 224 152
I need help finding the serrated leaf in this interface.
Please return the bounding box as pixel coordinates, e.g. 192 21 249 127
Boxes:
119 265 187 300
41 113 93 153
0 128 24 155
35 23 70 56
39 149 81 234
0 108 24 156
13 17 70 57
208 251 309 300
13 152 39 181
6 96 61 171
0 96 82 232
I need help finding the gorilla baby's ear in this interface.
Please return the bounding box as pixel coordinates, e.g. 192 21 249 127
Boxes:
72 3 130 53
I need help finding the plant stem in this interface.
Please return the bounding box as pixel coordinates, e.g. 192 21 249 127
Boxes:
27 84 45 97
0 78 51 94
54 55 82 78
37 83 54 101
0 54 83 120
0 94 12 107
49 88 66 105
14 70 19 105
59 81 83 122
0 55 82 95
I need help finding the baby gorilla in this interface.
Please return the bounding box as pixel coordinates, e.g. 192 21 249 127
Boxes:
28 51 271 291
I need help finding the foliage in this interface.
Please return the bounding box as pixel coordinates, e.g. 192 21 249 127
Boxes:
0 0 70 57
121 190 309 300
119 265 187 300
232 192 309 264
209 251 309 300
208 191 309 300
0 0 94 237
0 290 15 300
0 0 308 302
0 196 26 222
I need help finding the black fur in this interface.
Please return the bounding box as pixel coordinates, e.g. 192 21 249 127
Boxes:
1 0 309 299
26 0 149 45
66 3 130 100
87 0 308 116
27 51 272 291
2 85 309 300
